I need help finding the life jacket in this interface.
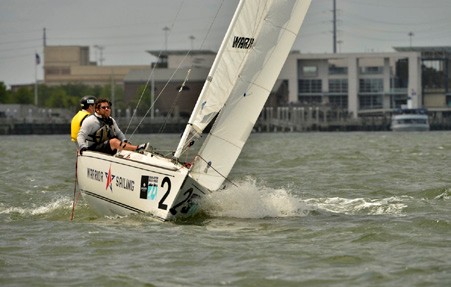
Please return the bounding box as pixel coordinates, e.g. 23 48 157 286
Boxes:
90 117 117 144
70 110 90 142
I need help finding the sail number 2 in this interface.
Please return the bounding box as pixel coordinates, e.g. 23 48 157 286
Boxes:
158 177 171 210
158 176 196 215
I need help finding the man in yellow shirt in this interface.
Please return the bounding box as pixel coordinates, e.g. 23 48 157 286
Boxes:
70 96 96 144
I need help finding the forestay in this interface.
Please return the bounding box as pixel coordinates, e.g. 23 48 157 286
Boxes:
175 0 312 191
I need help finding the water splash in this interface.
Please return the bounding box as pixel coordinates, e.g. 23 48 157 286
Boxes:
433 189 449 200
305 196 409 215
202 178 312 218
201 177 410 218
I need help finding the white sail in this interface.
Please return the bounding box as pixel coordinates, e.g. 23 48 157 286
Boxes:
178 0 311 191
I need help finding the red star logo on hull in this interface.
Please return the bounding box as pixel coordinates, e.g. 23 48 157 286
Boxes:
105 165 115 191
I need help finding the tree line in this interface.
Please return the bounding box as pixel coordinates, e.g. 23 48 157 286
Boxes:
0 82 126 113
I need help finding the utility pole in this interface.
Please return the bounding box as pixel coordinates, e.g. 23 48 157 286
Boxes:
333 0 337 53
34 52 40 106
43 27 47 47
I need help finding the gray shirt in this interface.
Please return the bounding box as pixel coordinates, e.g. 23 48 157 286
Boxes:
77 113 126 149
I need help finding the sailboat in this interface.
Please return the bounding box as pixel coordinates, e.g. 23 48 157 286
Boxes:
76 0 312 220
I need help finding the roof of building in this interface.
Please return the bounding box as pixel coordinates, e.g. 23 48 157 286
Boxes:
394 46 451 59
393 46 451 53
124 67 209 82
146 50 216 57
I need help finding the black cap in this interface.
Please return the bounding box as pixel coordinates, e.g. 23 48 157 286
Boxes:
80 95 97 110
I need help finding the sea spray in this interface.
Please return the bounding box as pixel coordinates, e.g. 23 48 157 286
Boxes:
202 177 311 218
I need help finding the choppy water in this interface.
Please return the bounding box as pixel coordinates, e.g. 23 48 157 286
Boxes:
1 132 450 286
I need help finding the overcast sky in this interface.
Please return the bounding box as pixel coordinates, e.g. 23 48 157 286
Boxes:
1 0 450 87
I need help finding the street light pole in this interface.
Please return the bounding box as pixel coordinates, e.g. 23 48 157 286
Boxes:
163 26 170 51
189 35 195 50
408 32 414 47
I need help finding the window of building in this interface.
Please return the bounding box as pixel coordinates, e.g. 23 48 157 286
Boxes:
446 94 451 107
329 65 348 75
154 55 168 68
298 79 322 105
328 58 348 75
360 66 383 75
359 78 383 93
359 94 383 110
298 95 322 105
45 67 70 76
329 79 348 93
301 66 318 77
394 58 408 89
423 60 446 92
299 79 322 93
390 94 407 109
328 95 348 109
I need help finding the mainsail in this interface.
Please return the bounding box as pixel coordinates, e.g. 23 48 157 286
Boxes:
175 0 312 191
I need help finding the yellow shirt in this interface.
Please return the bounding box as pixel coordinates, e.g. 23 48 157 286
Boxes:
70 110 91 142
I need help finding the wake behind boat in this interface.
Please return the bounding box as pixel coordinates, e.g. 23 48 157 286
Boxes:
76 0 312 221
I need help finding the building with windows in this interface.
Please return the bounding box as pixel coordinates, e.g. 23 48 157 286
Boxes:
39 45 451 128
394 47 451 108
279 50 425 119
43 46 147 86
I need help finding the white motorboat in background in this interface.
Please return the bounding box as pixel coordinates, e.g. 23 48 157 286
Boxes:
391 108 430 131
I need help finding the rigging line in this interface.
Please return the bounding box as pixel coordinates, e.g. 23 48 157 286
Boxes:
123 61 155 138
195 155 238 188
129 56 191 136
159 69 192 134
124 1 186 139
196 0 225 51
130 0 223 146
179 132 202 156
163 0 224 138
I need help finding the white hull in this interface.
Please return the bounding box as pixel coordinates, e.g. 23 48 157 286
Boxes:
391 124 430 132
77 150 208 221
391 114 430 132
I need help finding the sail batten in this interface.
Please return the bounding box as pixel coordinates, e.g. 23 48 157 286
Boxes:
177 0 312 190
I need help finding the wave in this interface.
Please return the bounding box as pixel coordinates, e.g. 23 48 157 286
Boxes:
0 197 77 222
0 198 71 215
2 182 445 222
304 196 409 216
201 177 412 219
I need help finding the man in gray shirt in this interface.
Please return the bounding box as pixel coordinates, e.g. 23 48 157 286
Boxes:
77 98 149 155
